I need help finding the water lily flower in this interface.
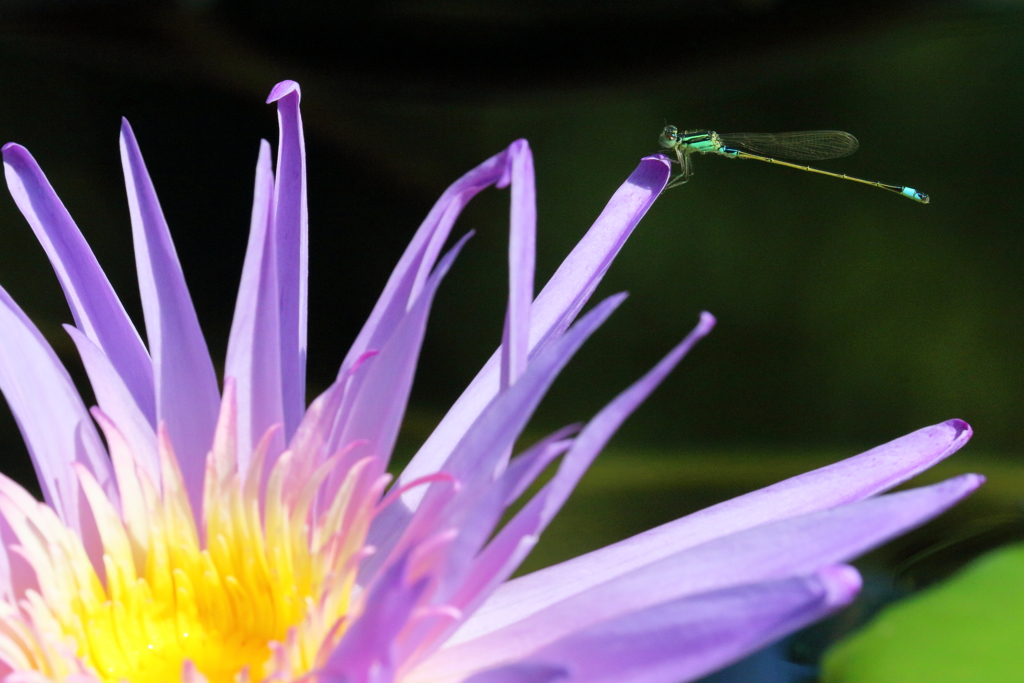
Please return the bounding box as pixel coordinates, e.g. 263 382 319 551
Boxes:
0 79 980 683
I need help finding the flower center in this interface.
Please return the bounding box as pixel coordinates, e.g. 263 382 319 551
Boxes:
0 424 381 683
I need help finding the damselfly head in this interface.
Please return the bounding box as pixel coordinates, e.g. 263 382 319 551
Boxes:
659 125 680 148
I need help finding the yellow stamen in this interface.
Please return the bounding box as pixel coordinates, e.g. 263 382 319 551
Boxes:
0 394 380 683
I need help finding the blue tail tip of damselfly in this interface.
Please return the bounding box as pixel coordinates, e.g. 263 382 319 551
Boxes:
901 186 930 203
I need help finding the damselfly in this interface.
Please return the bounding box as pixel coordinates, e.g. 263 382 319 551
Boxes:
658 126 929 203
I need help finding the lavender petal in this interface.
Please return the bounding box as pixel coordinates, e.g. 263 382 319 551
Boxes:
224 139 285 469
475 419 971 632
267 81 308 440
119 119 220 517
0 285 114 534
434 475 980 676
397 155 671 503
2 143 155 424
459 567 860 683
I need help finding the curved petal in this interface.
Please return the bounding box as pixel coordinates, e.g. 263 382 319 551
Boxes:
397 155 671 499
224 139 285 469
0 285 113 534
395 314 716 669
324 555 428 683
460 566 861 683
2 143 154 425
447 314 717 621
427 474 981 679
500 139 535 391
475 418 971 634
267 81 308 440
120 118 221 517
363 293 628 581
64 325 158 482
340 145 520 375
322 233 473 495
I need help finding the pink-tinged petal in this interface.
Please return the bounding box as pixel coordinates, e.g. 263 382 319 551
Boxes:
434 474 980 676
225 139 285 468
0 528 9 602
120 118 220 517
0 482 39 603
398 426 583 666
476 418 970 634
324 556 428 683
2 143 155 424
64 325 158 482
90 407 150 566
267 81 308 440
397 155 671 501
182 660 210 683
500 139 535 391
459 566 860 683
365 293 629 578
0 285 114 534
322 233 474 502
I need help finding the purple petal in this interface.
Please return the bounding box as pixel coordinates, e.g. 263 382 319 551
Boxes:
384 295 648 670
397 155 671 501
436 474 980 674
340 146 518 376
475 418 971 633
364 293 628 580
501 425 580 505
445 313 716 626
2 143 155 424
323 555 428 683
321 232 474 501
458 566 860 683
224 139 285 468
119 119 220 517
266 81 308 440
439 293 628 494
398 424 583 664
500 139 535 391
64 325 158 482
0 285 114 534
459 664 567 683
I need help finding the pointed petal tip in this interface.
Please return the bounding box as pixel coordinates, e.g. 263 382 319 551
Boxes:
929 472 985 503
818 564 862 608
267 80 301 104
2 142 25 157
119 118 136 141
607 291 629 308
957 472 985 491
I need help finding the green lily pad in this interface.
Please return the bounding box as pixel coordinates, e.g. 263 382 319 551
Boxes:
822 543 1024 683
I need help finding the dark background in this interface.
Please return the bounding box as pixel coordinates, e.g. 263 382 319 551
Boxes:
1 1 1022 679
3 0 1020 456
2 0 1023 578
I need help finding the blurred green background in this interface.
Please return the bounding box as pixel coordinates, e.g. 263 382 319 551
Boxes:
1 1 1023 674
